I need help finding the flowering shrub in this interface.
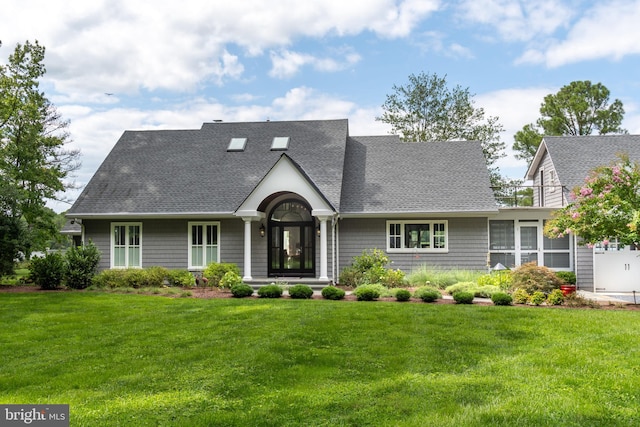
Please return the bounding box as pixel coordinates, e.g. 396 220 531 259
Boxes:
545 156 640 246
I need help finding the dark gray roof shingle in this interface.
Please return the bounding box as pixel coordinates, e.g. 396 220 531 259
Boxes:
68 119 349 215
542 135 640 190
340 137 498 214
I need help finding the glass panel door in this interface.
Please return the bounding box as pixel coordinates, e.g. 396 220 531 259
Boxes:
519 225 538 265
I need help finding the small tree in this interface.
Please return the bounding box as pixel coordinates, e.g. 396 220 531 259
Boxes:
513 81 626 165
65 242 101 289
544 155 640 246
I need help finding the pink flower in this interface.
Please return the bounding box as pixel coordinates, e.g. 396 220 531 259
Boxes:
571 212 580 219
602 239 610 246
580 187 593 197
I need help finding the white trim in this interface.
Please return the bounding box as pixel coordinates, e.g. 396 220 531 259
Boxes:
110 222 142 269
386 220 449 253
187 221 221 270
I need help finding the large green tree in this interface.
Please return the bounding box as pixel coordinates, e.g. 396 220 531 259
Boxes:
513 81 626 164
376 72 506 184
0 40 80 269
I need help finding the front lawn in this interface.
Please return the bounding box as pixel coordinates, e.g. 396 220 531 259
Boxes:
1 293 638 426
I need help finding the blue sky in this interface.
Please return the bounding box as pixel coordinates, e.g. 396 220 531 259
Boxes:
2 0 640 212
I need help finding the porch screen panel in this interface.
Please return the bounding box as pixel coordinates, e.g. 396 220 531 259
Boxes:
489 220 515 250
205 225 218 264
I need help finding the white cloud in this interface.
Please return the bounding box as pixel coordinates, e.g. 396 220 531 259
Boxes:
519 1 640 67
1 0 438 100
457 0 572 42
269 48 361 78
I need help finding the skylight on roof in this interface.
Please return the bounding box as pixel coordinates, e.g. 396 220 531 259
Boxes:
227 137 247 152
271 136 290 151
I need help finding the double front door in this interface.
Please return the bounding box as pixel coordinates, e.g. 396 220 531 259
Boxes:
269 224 315 276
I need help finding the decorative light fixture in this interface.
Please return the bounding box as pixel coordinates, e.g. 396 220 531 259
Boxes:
316 224 321 237
259 223 265 237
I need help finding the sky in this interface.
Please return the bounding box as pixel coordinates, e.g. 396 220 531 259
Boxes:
2 0 640 212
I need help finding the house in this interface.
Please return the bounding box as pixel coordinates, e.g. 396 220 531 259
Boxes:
66 119 500 284
66 118 638 292
525 135 640 292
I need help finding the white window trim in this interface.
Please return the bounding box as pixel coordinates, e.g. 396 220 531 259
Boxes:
110 222 143 269
188 221 221 269
386 220 449 253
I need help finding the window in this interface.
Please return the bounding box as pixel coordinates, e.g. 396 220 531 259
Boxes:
271 136 290 150
227 137 247 152
111 223 142 268
189 222 219 269
386 220 448 252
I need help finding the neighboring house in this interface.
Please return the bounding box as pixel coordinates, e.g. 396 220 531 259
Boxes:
65 118 638 292
525 135 640 292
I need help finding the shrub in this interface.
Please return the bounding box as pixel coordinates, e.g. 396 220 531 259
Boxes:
321 286 345 300
257 284 283 298
219 271 243 289
289 284 314 299
381 268 406 288
564 293 601 308
354 284 381 301
474 285 502 298
453 291 474 304
512 288 530 304
477 271 512 290
529 291 546 306
414 286 442 303
407 266 484 289
395 288 411 302
231 283 254 298
509 262 564 294
30 252 65 290
166 269 196 287
65 242 101 289
339 249 394 288
445 281 476 295
555 271 577 285
546 289 565 306
491 292 513 306
203 263 241 287
92 269 127 288
143 266 170 287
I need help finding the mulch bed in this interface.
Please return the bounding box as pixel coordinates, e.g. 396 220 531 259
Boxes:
2 284 637 310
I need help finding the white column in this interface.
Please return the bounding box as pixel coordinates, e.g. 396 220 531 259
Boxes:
319 217 329 281
242 218 252 280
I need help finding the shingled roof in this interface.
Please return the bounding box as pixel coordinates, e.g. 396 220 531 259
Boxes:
68 119 499 217
68 119 349 215
527 135 640 190
340 137 498 214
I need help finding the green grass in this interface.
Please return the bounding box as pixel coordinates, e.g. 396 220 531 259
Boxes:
0 268 30 286
1 293 639 426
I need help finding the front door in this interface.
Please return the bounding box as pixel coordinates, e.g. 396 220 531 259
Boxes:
268 200 315 277
518 224 539 265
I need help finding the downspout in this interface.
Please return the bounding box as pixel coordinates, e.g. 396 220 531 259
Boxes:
334 215 340 284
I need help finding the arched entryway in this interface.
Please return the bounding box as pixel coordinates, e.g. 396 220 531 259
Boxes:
268 199 315 277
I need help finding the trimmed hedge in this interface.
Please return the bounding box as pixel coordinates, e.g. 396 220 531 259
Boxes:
231 283 254 298
395 289 411 302
491 292 513 306
414 286 442 303
257 284 283 298
453 291 474 304
288 284 314 299
321 286 346 300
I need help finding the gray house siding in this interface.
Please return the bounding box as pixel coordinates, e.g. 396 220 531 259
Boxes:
532 151 565 208
337 217 489 277
83 217 335 279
